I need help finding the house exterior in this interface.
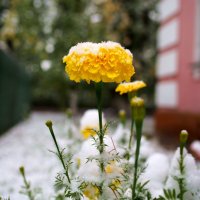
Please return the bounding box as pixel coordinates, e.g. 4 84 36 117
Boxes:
155 0 200 143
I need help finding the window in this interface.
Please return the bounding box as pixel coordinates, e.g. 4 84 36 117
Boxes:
193 0 200 79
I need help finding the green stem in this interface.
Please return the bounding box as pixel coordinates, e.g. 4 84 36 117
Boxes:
179 144 185 200
95 82 104 172
132 120 143 199
48 126 71 183
23 176 34 200
128 92 136 151
95 82 104 197
19 168 34 200
128 107 134 149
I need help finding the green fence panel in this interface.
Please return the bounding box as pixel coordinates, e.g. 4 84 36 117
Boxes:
0 49 30 135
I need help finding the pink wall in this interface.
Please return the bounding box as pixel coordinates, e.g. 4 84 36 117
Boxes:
178 0 200 113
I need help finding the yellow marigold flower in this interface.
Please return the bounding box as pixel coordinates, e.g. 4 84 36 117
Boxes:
81 127 97 139
105 163 114 174
115 80 146 95
63 41 135 83
105 161 123 175
83 184 99 200
110 179 121 190
105 161 123 191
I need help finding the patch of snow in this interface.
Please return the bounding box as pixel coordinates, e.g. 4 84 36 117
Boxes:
140 153 169 198
0 112 68 199
191 140 200 153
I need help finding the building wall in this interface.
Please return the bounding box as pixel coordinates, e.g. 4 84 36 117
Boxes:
156 0 200 113
155 0 200 143
156 0 181 109
178 0 200 113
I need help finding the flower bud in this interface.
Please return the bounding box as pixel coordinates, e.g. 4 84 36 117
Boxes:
45 120 53 128
19 166 25 176
180 130 188 144
119 109 126 126
66 108 72 118
131 97 144 107
131 97 145 121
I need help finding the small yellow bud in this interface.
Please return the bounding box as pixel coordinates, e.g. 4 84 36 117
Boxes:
131 97 145 121
105 164 113 174
19 166 25 176
77 158 81 168
119 109 126 118
119 109 126 126
130 97 144 107
180 130 188 144
45 120 53 128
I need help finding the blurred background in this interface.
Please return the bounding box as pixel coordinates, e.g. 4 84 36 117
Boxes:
1 0 200 141
1 0 200 143
0 0 158 135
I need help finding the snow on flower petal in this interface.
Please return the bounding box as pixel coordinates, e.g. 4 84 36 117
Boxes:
63 41 135 83
83 184 100 200
80 109 106 139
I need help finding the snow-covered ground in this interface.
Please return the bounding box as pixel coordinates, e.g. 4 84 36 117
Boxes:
0 111 169 199
0 111 70 199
